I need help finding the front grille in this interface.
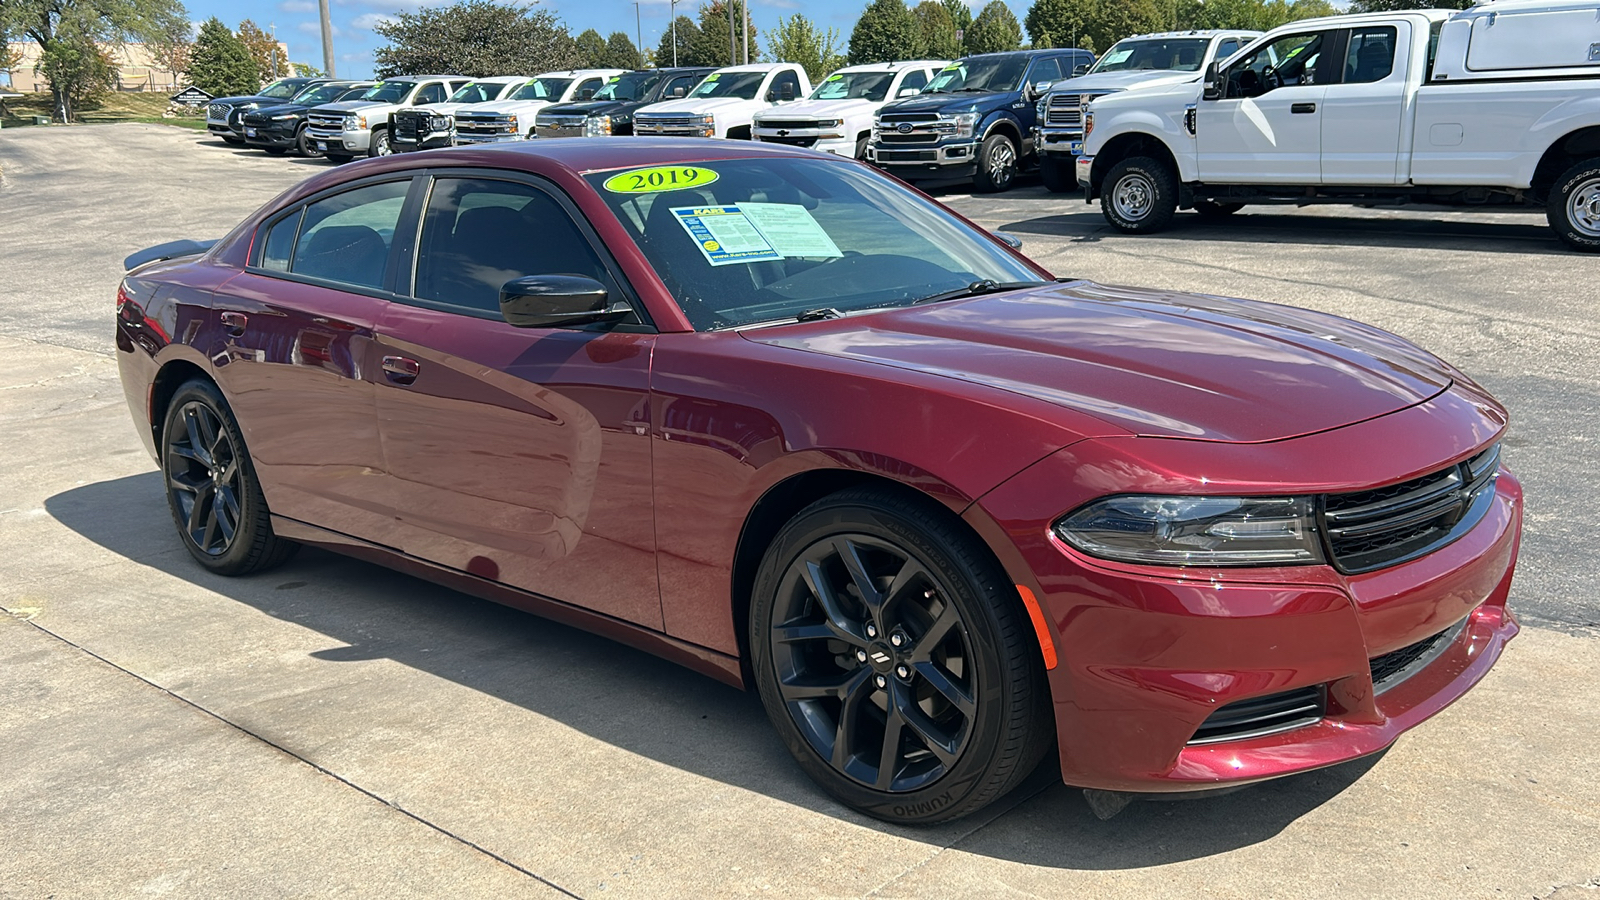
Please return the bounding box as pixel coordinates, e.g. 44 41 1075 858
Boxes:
306 112 346 138
875 148 938 162
536 114 586 138
1322 444 1500 574
760 135 818 148
455 114 516 137
1370 616 1469 694
637 115 696 127
878 131 939 145
757 118 817 130
207 103 228 122
1188 686 1325 745
1046 92 1082 127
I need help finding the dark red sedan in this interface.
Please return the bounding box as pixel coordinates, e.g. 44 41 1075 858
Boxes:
115 139 1520 824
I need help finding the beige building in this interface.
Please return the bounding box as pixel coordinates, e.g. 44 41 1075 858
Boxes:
4 40 291 94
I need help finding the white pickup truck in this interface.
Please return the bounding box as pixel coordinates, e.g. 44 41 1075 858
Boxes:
305 75 470 161
753 61 945 158
634 63 812 140
453 69 626 144
1076 0 1600 251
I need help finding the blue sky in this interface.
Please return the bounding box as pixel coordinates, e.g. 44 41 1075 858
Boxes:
187 0 1002 79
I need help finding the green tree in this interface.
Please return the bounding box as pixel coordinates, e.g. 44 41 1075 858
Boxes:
576 28 606 66
848 0 917 65
290 61 324 77
602 31 643 69
1024 0 1092 50
964 0 1021 53
236 20 288 83
941 0 973 33
371 1 579 79
188 17 258 98
0 0 188 121
656 15 699 66
766 14 843 82
911 1 961 59
36 21 118 115
690 0 759 67
1287 0 1338 18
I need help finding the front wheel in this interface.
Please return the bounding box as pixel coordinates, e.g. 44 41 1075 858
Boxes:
368 127 391 157
1101 156 1178 234
160 380 298 575
1547 157 1600 252
974 133 1019 193
296 126 324 158
749 487 1052 824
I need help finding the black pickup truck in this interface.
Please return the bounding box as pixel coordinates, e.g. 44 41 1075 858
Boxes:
532 67 716 138
240 81 375 157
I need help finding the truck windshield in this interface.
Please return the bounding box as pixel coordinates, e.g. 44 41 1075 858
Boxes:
449 81 512 103
259 80 303 100
925 57 1028 93
595 71 663 101
688 71 766 100
810 72 893 101
291 83 353 105
508 78 573 101
1089 38 1212 73
360 81 414 103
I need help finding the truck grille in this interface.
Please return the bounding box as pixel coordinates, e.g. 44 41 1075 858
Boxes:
637 114 697 127
535 114 586 138
455 114 517 137
1321 444 1500 574
391 109 449 142
1370 616 1470 694
1188 686 1325 745
876 112 944 146
306 111 346 139
1045 92 1082 127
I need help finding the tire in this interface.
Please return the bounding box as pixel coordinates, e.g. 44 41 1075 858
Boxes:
263 147 288 156
296 126 323 159
1040 155 1074 194
1546 157 1600 252
1100 156 1178 234
325 152 354 164
749 487 1052 825
160 379 298 576
368 127 392 157
974 133 1019 193
855 135 869 160
1193 200 1244 218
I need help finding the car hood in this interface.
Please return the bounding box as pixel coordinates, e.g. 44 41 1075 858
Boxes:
244 102 312 117
880 91 1010 115
1047 69 1199 92
212 94 281 107
542 99 630 117
759 97 878 119
741 282 1454 443
637 97 756 116
310 100 386 113
463 98 554 114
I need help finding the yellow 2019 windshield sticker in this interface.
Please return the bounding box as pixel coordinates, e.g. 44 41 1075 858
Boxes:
602 165 720 194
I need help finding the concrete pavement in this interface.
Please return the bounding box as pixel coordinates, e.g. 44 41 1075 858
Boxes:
2 124 1597 898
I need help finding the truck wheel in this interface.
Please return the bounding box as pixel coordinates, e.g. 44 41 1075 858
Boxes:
368 127 392 157
1547 158 1600 252
1101 156 1178 234
855 135 869 159
296 126 323 159
974 134 1018 193
1193 200 1244 218
1039 156 1073 194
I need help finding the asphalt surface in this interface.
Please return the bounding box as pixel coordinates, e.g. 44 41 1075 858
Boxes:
1 124 1597 899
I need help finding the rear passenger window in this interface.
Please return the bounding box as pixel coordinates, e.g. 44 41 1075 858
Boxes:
900 70 928 93
413 178 615 314
1344 26 1397 83
260 210 301 272
666 74 699 98
414 82 446 104
1026 58 1063 85
289 180 410 290
1217 39 1241 60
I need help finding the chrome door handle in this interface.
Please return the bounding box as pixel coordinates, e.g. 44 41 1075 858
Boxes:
382 355 419 385
219 311 248 336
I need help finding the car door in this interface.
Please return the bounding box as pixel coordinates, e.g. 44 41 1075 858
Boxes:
211 176 414 544
371 172 662 627
1197 29 1335 183
1320 24 1410 185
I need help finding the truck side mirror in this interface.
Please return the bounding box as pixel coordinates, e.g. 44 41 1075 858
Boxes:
898 87 919 98
671 86 686 98
1072 63 1090 76
780 82 795 102
579 88 595 100
1202 61 1224 101
1031 80 1053 98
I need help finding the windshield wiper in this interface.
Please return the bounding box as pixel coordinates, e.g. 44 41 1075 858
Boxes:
795 307 842 321
911 280 1046 306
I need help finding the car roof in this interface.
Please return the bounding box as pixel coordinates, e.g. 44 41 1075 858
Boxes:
468 75 535 83
834 60 946 73
381 74 468 82
712 63 792 73
1120 29 1262 39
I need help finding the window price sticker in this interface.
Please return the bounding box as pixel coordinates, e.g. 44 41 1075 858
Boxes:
671 203 842 267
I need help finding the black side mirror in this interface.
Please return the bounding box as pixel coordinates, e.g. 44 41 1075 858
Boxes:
499 275 626 328
1072 63 1090 76
579 88 595 100
779 82 795 101
1202 61 1224 101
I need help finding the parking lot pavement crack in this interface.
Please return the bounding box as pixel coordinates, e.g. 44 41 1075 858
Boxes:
4 611 587 900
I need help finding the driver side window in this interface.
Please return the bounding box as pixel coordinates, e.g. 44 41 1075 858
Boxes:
414 82 446 105
1225 31 1326 99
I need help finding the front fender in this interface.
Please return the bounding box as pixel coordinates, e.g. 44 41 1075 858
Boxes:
1085 106 1197 183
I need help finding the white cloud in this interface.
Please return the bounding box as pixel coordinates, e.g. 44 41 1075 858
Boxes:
279 0 315 12
296 20 343 37
350 12 396 30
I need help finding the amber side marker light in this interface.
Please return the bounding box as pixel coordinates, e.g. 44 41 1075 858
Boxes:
1016 584 1058 670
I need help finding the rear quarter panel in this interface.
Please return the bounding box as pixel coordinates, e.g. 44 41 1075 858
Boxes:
1412 82 1600 187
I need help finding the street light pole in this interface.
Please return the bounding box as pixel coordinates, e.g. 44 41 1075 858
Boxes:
635 2 643 65
670 0 679 67
317 0 336 77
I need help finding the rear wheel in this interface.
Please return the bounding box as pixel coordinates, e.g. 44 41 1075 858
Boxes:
1101 156 1178 234
1040 155 1074 194
974 133 1019 193
160 380 298 576
750 487 1052 824
1547 157 1600 252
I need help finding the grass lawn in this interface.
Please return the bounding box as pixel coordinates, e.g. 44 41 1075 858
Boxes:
1 91 206 130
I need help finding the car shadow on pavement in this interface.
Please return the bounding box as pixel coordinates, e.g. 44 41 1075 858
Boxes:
1000 207 1560 255
45 471 1383 868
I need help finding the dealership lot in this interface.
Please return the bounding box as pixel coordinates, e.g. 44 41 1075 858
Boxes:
2 124 1598 897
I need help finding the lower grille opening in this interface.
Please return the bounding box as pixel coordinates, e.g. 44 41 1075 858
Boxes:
1369 616 1469 694
1188 686 1325 746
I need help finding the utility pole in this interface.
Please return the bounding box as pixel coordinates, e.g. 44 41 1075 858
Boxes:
270 23 278 79
318 0 336 77
742 0 749 65
670 0 679 67
727 0 735 67
635 2 643 65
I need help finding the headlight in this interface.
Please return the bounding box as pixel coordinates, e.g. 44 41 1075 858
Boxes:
690 114 715 125
506 115 519 133
1036 97 1048 119
429 116 451 131
585 115 612 136
343 114 365 131
1054 496 1323 567
814 118 843 128
937 111 980 139
272 113 298 121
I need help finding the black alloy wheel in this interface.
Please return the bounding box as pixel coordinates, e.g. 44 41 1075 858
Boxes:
751 488 1052 824
297 125 324 158
161 380 297 575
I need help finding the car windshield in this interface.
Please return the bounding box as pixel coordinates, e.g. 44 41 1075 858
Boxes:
360 80 413 103
925 56 1029 93
810 72 894 101
595 71 663 101
1089 38 1213 73
292 83 351 105
585 158 1044 331
449 81 512 103
688 71 766 100
509 77 573 100
258 79 302 100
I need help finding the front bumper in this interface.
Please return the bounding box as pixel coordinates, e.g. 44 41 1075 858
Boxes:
241 122 298 148
1035 126 1084 158
866 140 979 179
306 126 371 154
967 388 1522 793
1076 154 1095 197
753 129 856 156
453 130 525 145
206 123 242 139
